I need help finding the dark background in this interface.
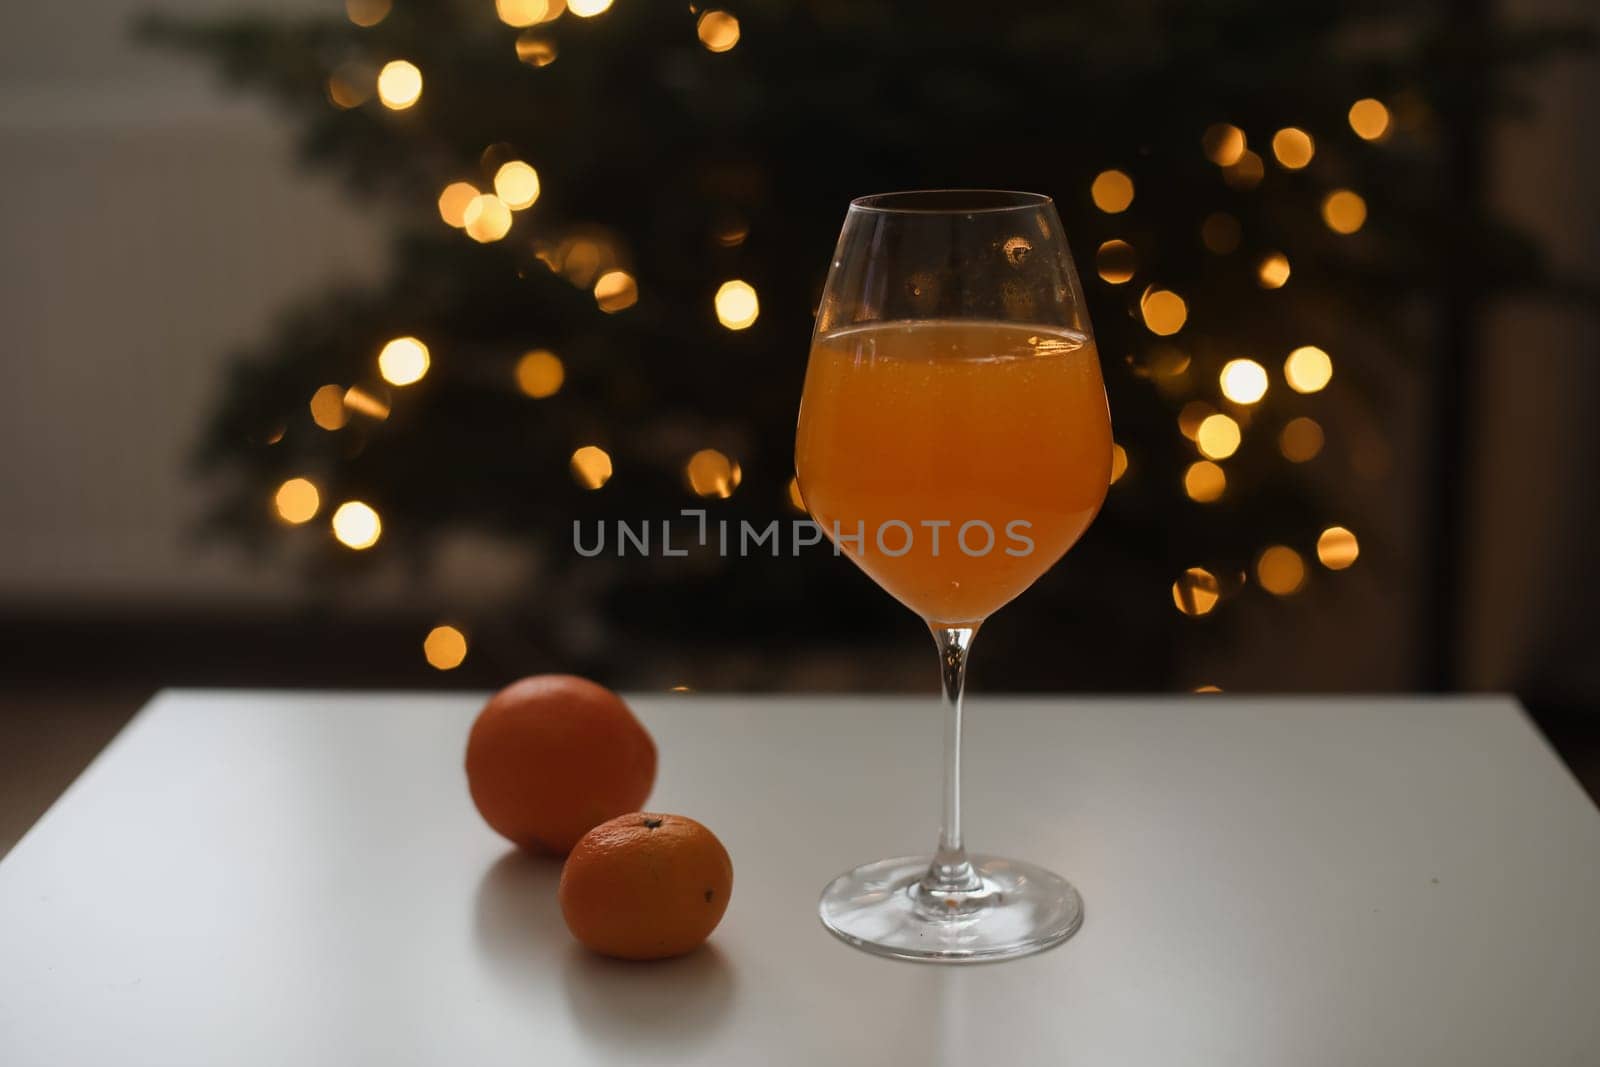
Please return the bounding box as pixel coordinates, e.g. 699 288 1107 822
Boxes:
2 0 1597 854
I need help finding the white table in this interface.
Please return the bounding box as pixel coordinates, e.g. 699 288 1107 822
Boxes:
1 692 1597 1065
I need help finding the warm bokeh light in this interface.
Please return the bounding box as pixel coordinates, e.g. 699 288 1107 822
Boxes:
1257 545 1307 595
556 237 608 286
1178 400 1215 440
1140 288 1187 336
1284 345 1333 393
594 270 638 313
496 0 558 27
1172 567 1220 616
1271 127 1315 169
1257 252 1291 289
464 194 513 242
378 336 430 386
1109 443 1128 485
274 478 320 524
1096 240 1137 284
1322 190 1367 234
568 0 612 16
345 0 391 27
437 182 479 228
327 67 371 109
423 625 468 670
1317 526 1360 570
310 385 349 431
685 449 742 498
515 349 564 398
515 32 559 67
493 161 541 210
331 501 382 549
1219 359 1269 404
1193 685 1223 693
1090 170 1134 213
787 477 805 512
1201 212 1240 254
342 385 390 420
1223 150 1264 190
697 10 741 52
1183 460 1226 503
1280 417 1325 462
1202 123 1246 166
571 445 613 489
376 60 422 110
1348 98 1391 141
1127 345 1190 381
1196 413 1241 459
714 279 760 330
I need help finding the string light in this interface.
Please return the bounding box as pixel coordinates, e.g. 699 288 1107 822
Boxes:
1196 413 1241 459
594 270 638 313
1110 443 1129 484
697 11 740 52
1257 252 1291 289
1222 150 1264 190
1202 123 1246 166
1096 240 1137 284
1271 127 1315 169
1317 526 1360 569
274 478 320 524
1172 567 1220 616
1348 98 1391 141
423 625 468 670
345 0 391 27
437 182 479 228
1091 170 1134 214
1140 288 1187 336
1280 417 1324 462
515 33 559 67
515 350 564 398
1256 546 1306 595
464 195 513 242
1219 359 1268 404
331 501 382 549
571 445 614 489
1183 460 1226 502
378 337 430 386
493 162 541 210
714 280 760 329
685 449 742 498
568 0 612 16
1201 212 1240 254
1284 345 1333 393
376 60 422 110
1322 190 1367 234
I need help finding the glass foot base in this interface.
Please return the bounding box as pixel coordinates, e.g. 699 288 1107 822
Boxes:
818 854 1083 963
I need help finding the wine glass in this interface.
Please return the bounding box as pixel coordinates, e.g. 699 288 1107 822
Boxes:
794 190 1112 962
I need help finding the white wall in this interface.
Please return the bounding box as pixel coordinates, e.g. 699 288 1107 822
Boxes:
0 0 385 606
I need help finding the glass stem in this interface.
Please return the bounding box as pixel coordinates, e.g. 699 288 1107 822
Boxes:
922 624 983 896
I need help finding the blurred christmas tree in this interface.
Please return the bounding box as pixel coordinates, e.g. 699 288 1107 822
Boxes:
141 0 1589 689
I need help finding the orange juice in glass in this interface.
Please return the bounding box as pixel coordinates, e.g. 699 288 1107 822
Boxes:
796 191 1111 963
797 319 1110 625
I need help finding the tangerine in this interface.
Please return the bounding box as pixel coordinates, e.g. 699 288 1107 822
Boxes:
465 675 656 854
559 812 733 960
